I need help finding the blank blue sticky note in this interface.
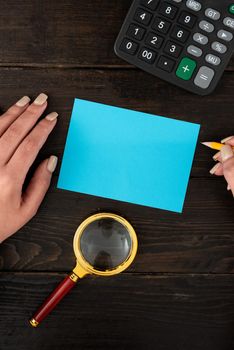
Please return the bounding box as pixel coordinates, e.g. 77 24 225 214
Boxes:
57 99 200 213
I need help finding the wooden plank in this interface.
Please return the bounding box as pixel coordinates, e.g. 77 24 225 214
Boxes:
0 68 233 178
0 1 233 70
0 177 233 273
0 273 234 350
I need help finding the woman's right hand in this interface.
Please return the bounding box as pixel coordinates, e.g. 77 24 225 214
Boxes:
210 136 234 196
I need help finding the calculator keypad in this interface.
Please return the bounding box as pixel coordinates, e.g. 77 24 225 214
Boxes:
115 0 234 95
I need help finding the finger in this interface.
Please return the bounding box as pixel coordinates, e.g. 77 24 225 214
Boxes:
0 93 48 165
210 162 224 176
221 136 234 146
214 137 234 161
0 96 31 136
21 156 58 219
221 145 234 195
8 112 58 183
213 151 221 162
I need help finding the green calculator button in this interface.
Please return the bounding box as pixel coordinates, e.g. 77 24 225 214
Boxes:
229 4 234 14
176 57 197 81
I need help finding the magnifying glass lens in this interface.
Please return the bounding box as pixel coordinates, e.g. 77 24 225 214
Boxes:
80 218 132 271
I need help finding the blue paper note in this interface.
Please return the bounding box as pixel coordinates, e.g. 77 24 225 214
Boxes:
58 99 200 213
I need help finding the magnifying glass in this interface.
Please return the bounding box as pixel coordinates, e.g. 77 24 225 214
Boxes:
29 213 138 327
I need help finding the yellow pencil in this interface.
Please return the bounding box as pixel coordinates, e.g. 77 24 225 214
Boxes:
202 142 234 151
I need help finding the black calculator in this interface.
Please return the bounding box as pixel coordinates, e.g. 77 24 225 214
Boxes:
114 0 234 95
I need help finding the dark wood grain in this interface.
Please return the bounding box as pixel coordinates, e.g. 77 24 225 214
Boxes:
0 0 233 70
0 1 234 349
1 273 234 350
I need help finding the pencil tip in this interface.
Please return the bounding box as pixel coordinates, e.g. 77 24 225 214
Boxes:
201 142 211 148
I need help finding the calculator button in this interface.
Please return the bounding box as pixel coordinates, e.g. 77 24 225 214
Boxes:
152 18 171 34
229 4 234 15
171 25 190 43
186 0 202 12
176 57 197 80
120 39 139 55
178 11 197 28
199 20 214 33
223 17 234 30
187 45 202 57
164 41 183 58
205 54 221 66
211 41 227 54
193 32 208 45
127 24 145 40
157 56 176 72
205 8 221 21
158 2 178 20
217 29 233 42
139 47 157 64
194 66 214 89
145 32 164 49
134 8 152 26
140 0 159 11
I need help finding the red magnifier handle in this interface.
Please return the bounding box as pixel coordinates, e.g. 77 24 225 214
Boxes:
29 272 79 327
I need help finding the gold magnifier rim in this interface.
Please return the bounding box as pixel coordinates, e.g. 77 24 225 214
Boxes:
73 213 138 276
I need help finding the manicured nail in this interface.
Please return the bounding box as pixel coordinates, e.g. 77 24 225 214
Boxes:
221 136 234 144
47 156 58 173
221 145 234 162
210 163 221 175
213 151 220 161
16 96 30 107
45 112 58 121
34 93 48 106
227 184 231 191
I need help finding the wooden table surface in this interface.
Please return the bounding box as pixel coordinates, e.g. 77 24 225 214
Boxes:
0 1 234 349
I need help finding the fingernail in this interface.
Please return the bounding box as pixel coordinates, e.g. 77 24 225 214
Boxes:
213 151 220 161
16 96 30 107
45 112 58 121
221 145 234 162
34 93 48 106
227 184 231 191
210 163 221 175
221 136 234 144
47 156 58 173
